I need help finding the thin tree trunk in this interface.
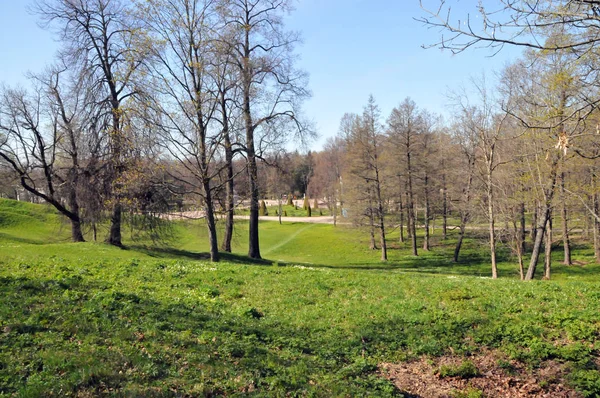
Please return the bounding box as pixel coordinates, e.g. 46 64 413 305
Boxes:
67 169 84 242
204 183 220 262
520 202 526 255
544 212 552 279
593 171 600 263
442 172 448 240
531 203 538 244
525 160 559 280
487 165 497 279
423 174 430 251
513 219 525 280
560 171 572 265
398 181 405 243
454 154 475 262
407 172 417 256
368 184 376 250
375 169 387 261
221 104 234 253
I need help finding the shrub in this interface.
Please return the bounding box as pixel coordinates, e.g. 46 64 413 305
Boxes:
259 200 268 216
284 210 287 216
287 195 293 206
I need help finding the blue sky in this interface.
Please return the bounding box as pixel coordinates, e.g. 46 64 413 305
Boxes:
0 0 523 150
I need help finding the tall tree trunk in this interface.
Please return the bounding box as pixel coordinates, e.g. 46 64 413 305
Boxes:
407 168 417 256
221 117 234 253
247 151 261 259
242 29 261 259
108 204 122 246
203 181 220 262
525 160 559 280
513 219 525 280
520 202 526 255
531 203 538 244
368 185 376 250
593 171 600 263
544 212 552 279
454 155 475 262
487 165 497 279
67 168 84 243
398 178 404 243
442 172 448 240
560 171 572 265
375 169 387 261
333 192 338 227
423 174 430 251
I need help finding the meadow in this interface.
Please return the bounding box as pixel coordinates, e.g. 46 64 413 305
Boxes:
1 198 600 397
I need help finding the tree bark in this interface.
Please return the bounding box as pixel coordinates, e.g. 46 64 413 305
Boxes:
531 203 538 244
423 173 430 251
367 184 376 250
524 160 559 280
107 203 122 246
407 154 418 256
487 162 498 279
203 181 220 262
560 171 572 265
454 155 475 263
374 167 387 261
520 202 526 255
442 172 448 240
544 211 552 279
221 112 234 253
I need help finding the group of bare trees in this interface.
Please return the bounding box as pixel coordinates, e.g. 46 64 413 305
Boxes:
304 0 600 280
0 0 310 261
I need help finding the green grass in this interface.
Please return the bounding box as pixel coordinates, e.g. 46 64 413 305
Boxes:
1 199 600 396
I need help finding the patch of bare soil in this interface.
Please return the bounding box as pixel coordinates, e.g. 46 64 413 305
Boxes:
380 351 581 397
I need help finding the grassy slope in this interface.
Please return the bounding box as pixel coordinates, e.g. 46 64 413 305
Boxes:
1 199 600 396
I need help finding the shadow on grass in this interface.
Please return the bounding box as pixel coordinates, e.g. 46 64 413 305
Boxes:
127 244 274 266
0 274 399 396
126 241 600 280
0 232 56 245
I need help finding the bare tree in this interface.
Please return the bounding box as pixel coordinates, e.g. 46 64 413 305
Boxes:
219 0 311 259
36 0 147 246
388 98 422 256
0 66 101 242
140 0 227 262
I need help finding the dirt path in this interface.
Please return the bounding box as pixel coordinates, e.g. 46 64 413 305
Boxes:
162 211 338 224
233 215 336 224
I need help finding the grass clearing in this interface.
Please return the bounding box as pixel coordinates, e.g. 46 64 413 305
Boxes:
0 199 600 396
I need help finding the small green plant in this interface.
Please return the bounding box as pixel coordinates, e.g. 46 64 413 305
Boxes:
568 369 600 397
438 360 480 379
284 210 287 216
450 387 484 398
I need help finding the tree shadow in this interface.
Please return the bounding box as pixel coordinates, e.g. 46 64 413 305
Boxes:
127 244 275 266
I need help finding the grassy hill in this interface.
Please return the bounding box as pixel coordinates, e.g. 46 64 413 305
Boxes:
1 199 600 396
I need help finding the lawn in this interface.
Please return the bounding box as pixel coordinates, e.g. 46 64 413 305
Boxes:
1 199 600 396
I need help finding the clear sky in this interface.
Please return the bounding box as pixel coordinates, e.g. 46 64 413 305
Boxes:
0 0 523 150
